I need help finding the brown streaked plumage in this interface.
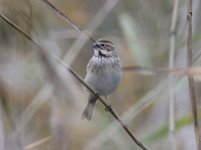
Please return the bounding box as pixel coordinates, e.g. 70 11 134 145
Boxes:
95 38 115 51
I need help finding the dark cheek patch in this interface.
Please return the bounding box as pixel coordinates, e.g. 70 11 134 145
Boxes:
98 50 107 57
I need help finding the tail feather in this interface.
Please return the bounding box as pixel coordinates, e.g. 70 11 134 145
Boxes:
82 95 97 121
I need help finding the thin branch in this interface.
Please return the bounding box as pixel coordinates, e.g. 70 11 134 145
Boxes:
169 0 179 136
186 1 201 150
62 0 119 66
40 0 96 43
24 136 52 150
0 13 149 150
170 0 179 35
123 66 201 76
168 1 180 149
123 66 182 74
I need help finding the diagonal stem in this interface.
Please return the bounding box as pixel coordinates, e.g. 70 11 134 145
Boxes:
41 0 96 43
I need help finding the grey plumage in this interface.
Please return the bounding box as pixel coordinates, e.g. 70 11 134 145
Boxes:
82 38 122 120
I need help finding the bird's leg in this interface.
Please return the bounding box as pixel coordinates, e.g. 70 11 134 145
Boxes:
94 92 99 99
104 96 112 111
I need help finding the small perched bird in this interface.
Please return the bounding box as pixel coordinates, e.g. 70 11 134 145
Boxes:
82 38 122 121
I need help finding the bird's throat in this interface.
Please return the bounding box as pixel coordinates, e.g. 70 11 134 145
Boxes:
98 50 107 57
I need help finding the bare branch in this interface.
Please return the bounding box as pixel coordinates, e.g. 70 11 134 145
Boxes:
123 66 201 77
169 0 179 136
41 0 95 43
24 136 52 150
186 1 201 149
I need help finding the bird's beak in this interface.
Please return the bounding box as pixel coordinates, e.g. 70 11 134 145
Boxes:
92 43 99 49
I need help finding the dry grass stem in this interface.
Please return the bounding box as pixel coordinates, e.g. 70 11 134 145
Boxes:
41 0 95 42
62 0 120 66
186 0 201 149
123 66 201 77
24 136 53 150
168 0 179 136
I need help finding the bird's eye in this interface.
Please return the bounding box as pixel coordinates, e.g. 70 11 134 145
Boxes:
100 44 105 47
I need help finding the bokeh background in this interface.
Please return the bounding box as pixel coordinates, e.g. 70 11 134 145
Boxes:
0 0 201 150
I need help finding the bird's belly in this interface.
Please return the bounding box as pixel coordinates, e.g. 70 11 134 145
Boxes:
85 68 121 95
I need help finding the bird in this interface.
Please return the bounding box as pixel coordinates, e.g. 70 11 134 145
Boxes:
82 38 122 121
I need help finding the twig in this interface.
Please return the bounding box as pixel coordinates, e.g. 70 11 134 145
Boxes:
168 1 180 149
169 0 179 135
61 0 119 66
40 0 95 43
123 66 201 76
186 1 201 150
123 66 182 74
0 13 149 150
24 136 52 150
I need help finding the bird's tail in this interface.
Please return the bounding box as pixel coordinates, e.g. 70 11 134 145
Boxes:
82 95 98 121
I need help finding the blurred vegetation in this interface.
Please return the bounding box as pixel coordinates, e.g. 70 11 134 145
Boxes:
0 0 201 150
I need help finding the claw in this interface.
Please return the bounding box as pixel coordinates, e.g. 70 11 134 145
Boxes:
95 93 99 98
105 105 112 112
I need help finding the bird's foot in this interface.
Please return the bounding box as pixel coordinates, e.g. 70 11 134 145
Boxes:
105 105 112 112
95 93 99 99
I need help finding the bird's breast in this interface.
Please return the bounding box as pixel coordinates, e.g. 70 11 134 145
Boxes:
85 56 122 95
